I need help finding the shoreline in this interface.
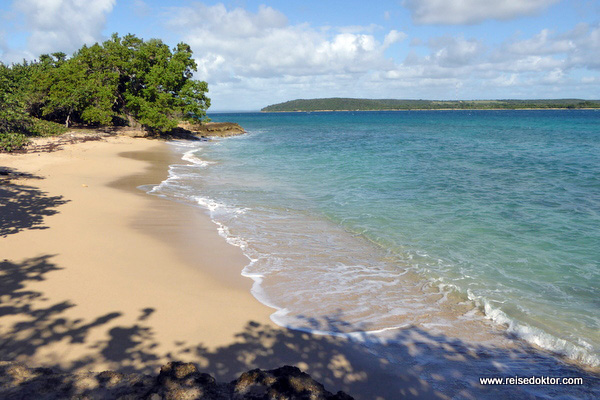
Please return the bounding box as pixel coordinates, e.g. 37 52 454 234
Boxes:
0 134 438 399
1 134 598 399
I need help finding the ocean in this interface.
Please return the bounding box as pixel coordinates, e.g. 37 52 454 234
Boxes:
147 110 599 396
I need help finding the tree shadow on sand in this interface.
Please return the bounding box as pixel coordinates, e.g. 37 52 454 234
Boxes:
0 256 122 363
0 168 69 237
0 255 599 399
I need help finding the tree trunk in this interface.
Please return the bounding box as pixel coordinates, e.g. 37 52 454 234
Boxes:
65 111 71 128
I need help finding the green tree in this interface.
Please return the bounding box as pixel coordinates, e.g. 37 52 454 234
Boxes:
33 48 118 128
73 43 119 126
39 54 88 127
116 36 210 132
0 62 34 150
3 33 211 137
0 62 32 134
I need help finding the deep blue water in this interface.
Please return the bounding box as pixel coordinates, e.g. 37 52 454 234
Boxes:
152 110 600 368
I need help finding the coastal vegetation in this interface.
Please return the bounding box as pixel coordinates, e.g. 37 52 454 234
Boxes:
0 33 210 151
261 98 600 112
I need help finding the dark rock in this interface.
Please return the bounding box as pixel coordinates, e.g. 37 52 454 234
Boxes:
151 361 227 400
232 365 351 400
0 361 354 400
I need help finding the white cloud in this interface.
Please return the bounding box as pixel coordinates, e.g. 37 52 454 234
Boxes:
428 36 485 67
162 3 599 109
381 29 579 95
401 36 487 74
169 3 287 39
491 73 519 87
542 68 565 84
496 23 600 70
565 24 600 69
168 3 405 81
384 30 408 47
398 24 600 84
13 0 115 56
502 29 575 55
403 0 560 25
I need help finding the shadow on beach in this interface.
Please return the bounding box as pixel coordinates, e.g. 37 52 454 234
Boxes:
0 168 69 238
0 255 598 399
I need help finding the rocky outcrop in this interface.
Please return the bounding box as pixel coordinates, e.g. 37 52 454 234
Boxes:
178 122 246 138
0 361 353 400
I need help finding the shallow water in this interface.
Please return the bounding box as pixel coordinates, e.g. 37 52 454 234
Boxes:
147 110 600 383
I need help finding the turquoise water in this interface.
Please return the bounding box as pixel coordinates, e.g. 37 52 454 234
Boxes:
151 110 600 368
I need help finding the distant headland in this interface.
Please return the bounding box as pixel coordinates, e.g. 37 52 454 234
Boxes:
261 98 600 112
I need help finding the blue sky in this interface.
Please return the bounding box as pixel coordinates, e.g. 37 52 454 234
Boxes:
1 0 599 110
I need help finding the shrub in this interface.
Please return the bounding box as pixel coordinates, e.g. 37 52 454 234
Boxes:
30 118 68 137
0 132 30 152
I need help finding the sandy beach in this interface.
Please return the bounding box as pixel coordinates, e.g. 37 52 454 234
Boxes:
0 135 439 399
0 135 275 364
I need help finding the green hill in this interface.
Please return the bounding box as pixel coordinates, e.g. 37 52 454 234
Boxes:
261 98 600 112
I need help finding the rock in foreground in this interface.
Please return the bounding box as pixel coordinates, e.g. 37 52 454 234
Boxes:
0 361 353 400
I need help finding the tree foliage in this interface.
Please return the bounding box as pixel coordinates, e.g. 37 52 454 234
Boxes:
0 33 210 145
0 62 32 135
114 37 210 131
